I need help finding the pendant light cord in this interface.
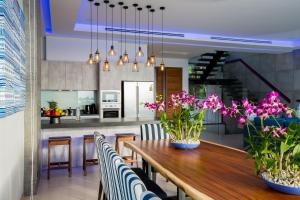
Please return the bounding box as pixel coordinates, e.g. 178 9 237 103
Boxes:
151 10 154 55
147 8 149 48
138 9 141 47
96 3 99 50
90 1 93 54
120 5 122 54
124 7 127 52
111 6 114 46
161 8 164 62
105 2 108 58
134 6 137 56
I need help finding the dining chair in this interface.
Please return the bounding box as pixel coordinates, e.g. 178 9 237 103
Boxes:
140 123 169 182
141 191 162 200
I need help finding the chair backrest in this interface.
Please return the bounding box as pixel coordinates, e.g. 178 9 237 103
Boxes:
140 123 169 141
95 132 160 200
140 191 162 200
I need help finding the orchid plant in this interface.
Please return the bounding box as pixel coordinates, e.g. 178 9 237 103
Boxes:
145 91 206 144
202 91 300 187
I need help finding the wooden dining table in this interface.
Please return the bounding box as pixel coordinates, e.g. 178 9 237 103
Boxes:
125 139 300 200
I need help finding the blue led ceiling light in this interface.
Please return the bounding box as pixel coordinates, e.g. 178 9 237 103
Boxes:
40 0 52 33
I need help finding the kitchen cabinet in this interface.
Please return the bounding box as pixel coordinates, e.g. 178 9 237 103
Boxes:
81 63 98 90
41 61 48 90
66 62 83 90
47 61 66 90
41 61 98 90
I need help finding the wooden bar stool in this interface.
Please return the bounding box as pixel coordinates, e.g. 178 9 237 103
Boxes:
115 133 138 166
48 136 72 179
83 134 98 176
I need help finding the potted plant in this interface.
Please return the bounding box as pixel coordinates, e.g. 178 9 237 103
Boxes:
145 91 223 149
207 91 300 195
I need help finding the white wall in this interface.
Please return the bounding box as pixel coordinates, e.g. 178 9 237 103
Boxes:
0 112 24 200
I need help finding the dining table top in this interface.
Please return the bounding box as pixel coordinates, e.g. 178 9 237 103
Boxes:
125 139 300 200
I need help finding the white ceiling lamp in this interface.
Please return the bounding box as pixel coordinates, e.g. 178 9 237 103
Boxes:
108 4 116 57
159 7 165 71
103 0 110 71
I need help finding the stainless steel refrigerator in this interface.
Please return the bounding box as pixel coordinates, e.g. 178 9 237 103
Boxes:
121 81 155 118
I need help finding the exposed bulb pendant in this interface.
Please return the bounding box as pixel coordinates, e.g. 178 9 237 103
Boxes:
132 3 139 72
108 4 116 57
87 0 94 64
122 6 129 63
150 9 156 66
103 0 110 71
136 7 144 57
160 7 165 71
117 2 124 66
103 59 110 71
132 59 139 72
145 5 151 67
94 2 100 63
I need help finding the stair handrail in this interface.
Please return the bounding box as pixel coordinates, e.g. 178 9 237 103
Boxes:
225 59 291 103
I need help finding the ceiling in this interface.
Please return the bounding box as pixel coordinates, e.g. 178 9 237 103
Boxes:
43 0 300 57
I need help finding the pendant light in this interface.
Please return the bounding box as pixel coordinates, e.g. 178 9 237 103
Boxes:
136 7 144 57
108 4 116 57
149 9 156 66
87 0 94 65
103 0 110 71
117 2 124 66
132 3 139 72
159 7 165 71
145 5 151 67
94 2 100 63
122 6 129 63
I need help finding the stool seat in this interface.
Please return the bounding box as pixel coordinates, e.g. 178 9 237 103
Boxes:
115 133 138 166
83 134 98 176
48 136 72 179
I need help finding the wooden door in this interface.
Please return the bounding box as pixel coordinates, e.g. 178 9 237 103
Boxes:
65 62 83 90
155 67 182 119
48 61 66 90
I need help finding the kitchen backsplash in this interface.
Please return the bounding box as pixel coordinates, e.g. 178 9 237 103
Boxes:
41 91 97 109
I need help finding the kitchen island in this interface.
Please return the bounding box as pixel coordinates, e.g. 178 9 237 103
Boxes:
40 117 159 170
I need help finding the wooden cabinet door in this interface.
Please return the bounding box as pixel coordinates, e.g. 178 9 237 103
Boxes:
155 67 182 119
41 61 48 90
48 61 66 90
66 62 83 90
81 63 98 90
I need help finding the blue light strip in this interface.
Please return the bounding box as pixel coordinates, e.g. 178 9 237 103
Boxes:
40 0 52 33
211 36 272 44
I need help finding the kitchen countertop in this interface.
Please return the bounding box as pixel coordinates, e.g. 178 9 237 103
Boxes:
41 117 159 129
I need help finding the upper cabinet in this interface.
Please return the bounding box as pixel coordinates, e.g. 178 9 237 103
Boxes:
41 61 98 90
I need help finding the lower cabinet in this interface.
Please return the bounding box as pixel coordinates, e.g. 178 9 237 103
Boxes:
41 60 98 90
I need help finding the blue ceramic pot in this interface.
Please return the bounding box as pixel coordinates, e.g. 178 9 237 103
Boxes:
171 141 200 149
262 175 300 195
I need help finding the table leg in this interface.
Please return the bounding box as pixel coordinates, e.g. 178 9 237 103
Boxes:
178 189 186 200
147 162 152 180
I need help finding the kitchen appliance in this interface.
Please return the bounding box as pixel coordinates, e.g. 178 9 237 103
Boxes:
100 90 121 118
121 81 154 118
90 103 97 114
85 105 91 114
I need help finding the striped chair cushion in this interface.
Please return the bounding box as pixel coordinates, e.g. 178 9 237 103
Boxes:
118 163 147 200
140 123 169 141
140 191 162 200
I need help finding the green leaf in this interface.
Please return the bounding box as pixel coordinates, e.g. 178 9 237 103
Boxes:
280 142 291 155
293 144 300 159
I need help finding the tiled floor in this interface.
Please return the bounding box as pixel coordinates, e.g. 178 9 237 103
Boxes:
22 166 177 200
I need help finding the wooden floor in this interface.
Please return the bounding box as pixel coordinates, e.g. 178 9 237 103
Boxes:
22 166 177 200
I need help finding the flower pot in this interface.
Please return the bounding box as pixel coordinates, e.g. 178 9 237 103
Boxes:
171 140 200 149
262 173 300 195
49 116 61 124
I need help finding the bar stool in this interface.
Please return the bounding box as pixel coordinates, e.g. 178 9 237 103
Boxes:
83 134 98 176
115 133 138 166
48 136 72 179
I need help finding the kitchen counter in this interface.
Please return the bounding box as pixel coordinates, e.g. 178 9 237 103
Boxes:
41 117 159 129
